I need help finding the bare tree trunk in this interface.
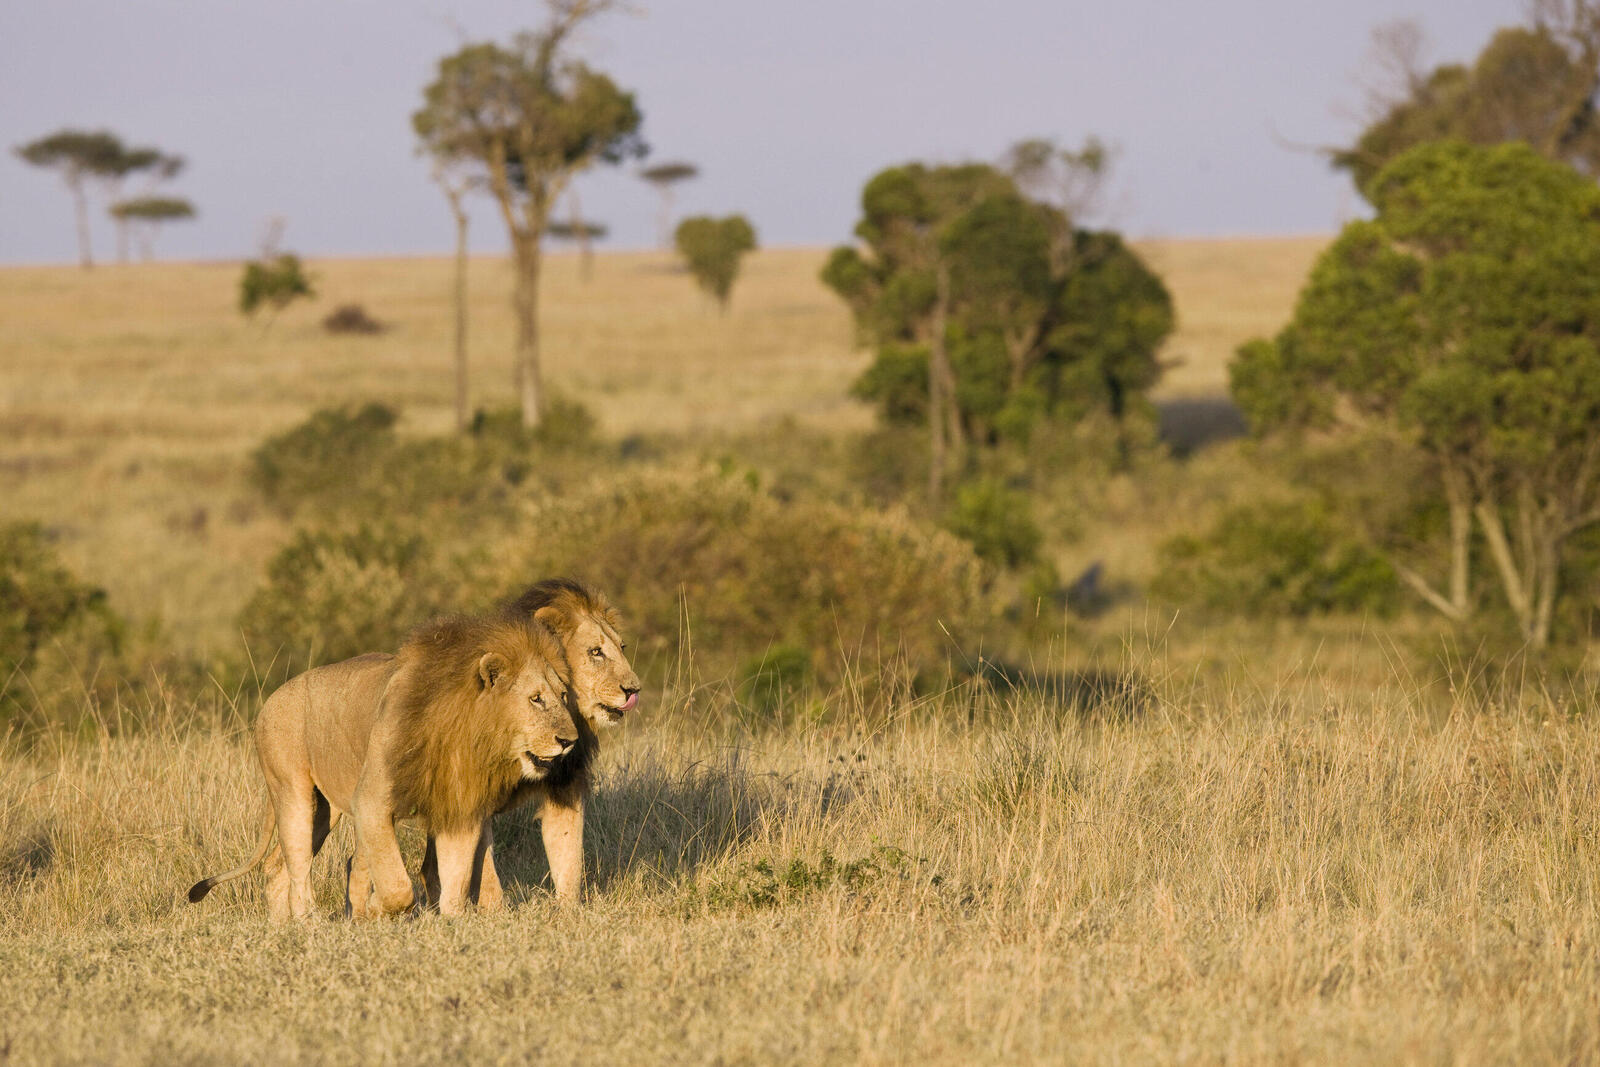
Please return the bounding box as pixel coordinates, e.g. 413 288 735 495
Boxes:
513 234 544 429
571 189 593 282
451 203 470 433
1443 461 1472 615
927 267 950 506
71 178 92 270
1476 495 1538 645
658 186 674 250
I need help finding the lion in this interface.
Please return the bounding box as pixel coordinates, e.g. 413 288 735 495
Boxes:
188 613 577 920
415 578 641 907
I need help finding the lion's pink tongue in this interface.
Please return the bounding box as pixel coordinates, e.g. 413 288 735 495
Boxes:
620 692 639 712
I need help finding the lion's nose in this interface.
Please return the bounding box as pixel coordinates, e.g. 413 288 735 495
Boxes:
557 736 577 753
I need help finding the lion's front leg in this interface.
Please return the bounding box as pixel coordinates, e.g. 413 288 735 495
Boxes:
352 782 413 917
541 795 584 903
431 823 486 916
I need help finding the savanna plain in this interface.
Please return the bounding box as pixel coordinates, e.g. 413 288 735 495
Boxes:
2 243 1597 1064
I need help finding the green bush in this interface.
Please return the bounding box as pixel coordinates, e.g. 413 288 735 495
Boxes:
737 643 814 717
250 403 399 515
943 478 1043 569
1151 499 1401 618
496 473 988 688
238 524 451 671
0 523 121 697
239 253 314 319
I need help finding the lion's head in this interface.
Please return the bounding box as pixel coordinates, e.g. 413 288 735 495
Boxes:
390 614 577 832
504 578 641 730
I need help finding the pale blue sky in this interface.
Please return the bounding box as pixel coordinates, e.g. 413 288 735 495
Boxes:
0 0 1519 263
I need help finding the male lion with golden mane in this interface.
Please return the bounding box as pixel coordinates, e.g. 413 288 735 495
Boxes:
417 578 641 908
188 613 576 920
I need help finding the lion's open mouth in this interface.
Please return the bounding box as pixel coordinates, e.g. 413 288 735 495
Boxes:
524 751 559 772
598 691 639 721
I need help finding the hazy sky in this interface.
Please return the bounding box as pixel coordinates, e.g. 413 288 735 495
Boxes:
0 0 1521 264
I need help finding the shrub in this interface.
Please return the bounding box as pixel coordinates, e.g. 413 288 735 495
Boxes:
943 478 1043 569
495 473 988 688
1151 499 1401 617
673 214 757 310
737 643 814 717
239 253 314 320
321 303 386 334
0 523 121 692
238 524 448 671
249 404 399 516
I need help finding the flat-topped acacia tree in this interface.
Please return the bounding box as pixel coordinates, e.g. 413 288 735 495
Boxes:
413 0 646 429
13 129 124 269
640 160 698 248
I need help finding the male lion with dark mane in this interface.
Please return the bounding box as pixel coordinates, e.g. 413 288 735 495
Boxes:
418 578 640 907
189 613 577 920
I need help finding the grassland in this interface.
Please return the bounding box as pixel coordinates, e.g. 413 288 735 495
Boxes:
0 239 1324 656
9 238 1599 1064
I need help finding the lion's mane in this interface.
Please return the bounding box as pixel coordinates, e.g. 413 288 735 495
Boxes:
388 614 572 832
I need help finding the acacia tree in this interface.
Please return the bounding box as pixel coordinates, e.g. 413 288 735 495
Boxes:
640 160 698 247
109 197 196 260
823 161 1171 502
1334 5 1600 198
413 0 646 429
107 150 183 262
13 130 124 268
547 199 607 282
673 214 755 312
1233 141 1600 648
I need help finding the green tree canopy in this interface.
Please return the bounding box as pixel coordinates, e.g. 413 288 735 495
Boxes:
823 161 1172 487
673 214 756 310
1233 140 1600 648
14 129 126 268
413 0 646 428
1335 10 1600 199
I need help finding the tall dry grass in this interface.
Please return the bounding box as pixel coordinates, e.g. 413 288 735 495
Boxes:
2 663 1595 1063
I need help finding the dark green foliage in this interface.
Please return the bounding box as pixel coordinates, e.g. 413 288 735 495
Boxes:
238 524 444 670
0 524 121 689
250 404 399 515
736 643 814 717
849 344 928 424
1334 23 1600 200
239 254 314 319
674 215 757 310
825 161 1172 449
943 478 1043 569
1151 501 1401 618
693 847 917 911
1234 141 1600 646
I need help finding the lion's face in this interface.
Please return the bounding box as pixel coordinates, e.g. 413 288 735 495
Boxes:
555 612 641 729
479 652 579 779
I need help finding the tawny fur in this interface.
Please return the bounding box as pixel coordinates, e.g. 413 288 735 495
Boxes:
390 614 572 833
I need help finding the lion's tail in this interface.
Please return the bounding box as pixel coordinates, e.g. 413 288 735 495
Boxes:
187 804 276 904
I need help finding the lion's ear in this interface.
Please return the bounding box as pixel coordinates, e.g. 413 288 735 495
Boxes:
533 604 570 636
478 652 508 689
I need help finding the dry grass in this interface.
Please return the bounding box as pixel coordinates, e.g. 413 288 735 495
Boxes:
21 239 1594 1064
2 672 1595 1064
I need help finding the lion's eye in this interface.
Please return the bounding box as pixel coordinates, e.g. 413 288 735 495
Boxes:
588 646 603 657
529 693 544 706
